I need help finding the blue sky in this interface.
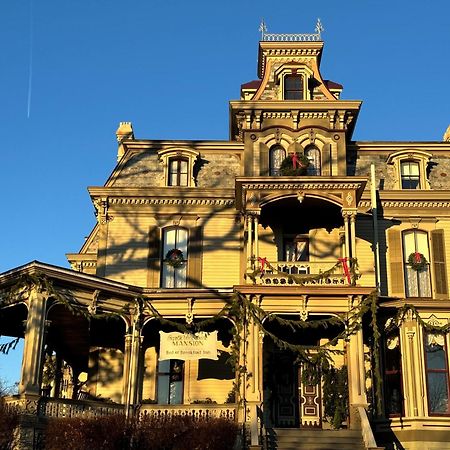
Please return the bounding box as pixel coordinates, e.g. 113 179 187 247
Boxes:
1 0 450 386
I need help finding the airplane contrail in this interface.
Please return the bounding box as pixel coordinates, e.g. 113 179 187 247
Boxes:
27 0 34 119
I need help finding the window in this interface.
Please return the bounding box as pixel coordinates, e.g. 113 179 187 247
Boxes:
386 150 431 190
403 230 431 297
269 146 286 176
284 75 303 100
384 330 403 416
305 145 321 176
400 161 420 189
161 227 188 288
168 158 188 186
284 235 309 262
157 359 184 404
424 333 450 414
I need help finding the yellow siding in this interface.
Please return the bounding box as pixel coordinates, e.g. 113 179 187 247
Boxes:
309 227 340 262
355 219 376 287
202 216 241 287
142 347 157 402
105 215 155 286
88 348 124 404
439 220 450 293
258 224 277 262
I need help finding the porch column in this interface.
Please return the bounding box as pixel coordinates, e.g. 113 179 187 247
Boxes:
342 211 351 259
124 318 143 416
347 296 367 426
253 213 259 262
19 288 48 395
244 295 263 449
399 315 425 417
349 211 357 258
246 214 254 269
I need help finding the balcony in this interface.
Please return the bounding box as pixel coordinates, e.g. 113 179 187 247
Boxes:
249 260 348 286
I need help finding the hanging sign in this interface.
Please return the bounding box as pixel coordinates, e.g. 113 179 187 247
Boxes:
159 331 218 361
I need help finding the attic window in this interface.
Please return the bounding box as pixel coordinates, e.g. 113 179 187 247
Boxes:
284 75 303 100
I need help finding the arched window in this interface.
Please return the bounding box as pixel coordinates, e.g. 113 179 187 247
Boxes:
168 157 189 186
269 146 286 176
161 227 188 288
284 75 303 100
305 145 321 176
402 229 431 297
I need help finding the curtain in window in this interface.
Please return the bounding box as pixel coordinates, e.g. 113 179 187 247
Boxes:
269 146 286 176
161 228 188 288
403 230 431 297
305 146 321 176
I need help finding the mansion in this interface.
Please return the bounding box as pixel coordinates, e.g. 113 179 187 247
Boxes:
2 24 450 450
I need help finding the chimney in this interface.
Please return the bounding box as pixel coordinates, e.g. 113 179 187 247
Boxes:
116 122 134 161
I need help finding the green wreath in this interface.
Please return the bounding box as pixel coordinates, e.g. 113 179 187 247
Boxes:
279 152 309 176
408 252 428 272
165 249 185 268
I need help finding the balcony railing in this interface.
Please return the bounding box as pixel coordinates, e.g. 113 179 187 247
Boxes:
139 403 237 421
4 395 237 421
252 260 348 286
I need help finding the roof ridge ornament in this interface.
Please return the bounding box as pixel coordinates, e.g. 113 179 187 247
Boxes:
259 18 324 42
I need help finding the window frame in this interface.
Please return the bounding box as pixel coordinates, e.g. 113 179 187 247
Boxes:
424 332 450 416
158 148 199 187
161 226 188 288
304 145 321 176
402 229 432 298
386 150 432 190
269 145 286 176
168 157 189 187
156 359 184 405
283 75 304 100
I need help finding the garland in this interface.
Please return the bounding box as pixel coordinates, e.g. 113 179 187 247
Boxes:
165 249 185 268
247 258 359 286
279 152 309 176
407 252 428 272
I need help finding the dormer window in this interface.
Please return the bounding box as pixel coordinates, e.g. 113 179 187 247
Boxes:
386 150 432 190
168 158 188 186
284 75 303 100
158 147 199 187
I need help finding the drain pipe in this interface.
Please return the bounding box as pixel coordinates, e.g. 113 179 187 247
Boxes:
370 164 381 293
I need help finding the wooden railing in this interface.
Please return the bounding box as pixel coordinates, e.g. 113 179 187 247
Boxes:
357 406 385 450
138 403 237 421
4 395 237 421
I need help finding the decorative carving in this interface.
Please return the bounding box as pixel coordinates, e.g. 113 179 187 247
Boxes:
108 197 235 207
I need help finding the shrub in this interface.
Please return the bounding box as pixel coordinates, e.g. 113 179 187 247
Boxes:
45 415 131 450
0 399 19 450
45 413 239 450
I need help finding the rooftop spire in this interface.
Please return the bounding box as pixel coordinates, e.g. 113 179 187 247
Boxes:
259 18 324 42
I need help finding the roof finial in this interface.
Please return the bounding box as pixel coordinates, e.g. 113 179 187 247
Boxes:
315 18 324 39
259 19 267 40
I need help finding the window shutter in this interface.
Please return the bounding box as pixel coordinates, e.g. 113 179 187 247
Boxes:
431 229 448 299
188 226 203 288
387 229 405 297
147 226 161 288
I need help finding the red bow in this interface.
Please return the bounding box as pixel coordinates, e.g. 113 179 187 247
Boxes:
258 257 269 273
291 153 298 169
338 257 351 284
414 252 421 263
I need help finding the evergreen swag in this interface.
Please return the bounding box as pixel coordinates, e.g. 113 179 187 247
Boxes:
279 152 309 176
5 271 450 422
407 252 428 272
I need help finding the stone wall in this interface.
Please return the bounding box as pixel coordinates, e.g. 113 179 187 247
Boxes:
196 154 241 188
428 156 450 189
112 153 164 187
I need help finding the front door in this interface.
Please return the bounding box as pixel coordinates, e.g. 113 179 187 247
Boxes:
298 365 322 428
264 347 323 428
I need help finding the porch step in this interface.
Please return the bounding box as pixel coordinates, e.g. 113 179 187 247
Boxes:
268 429 365 450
